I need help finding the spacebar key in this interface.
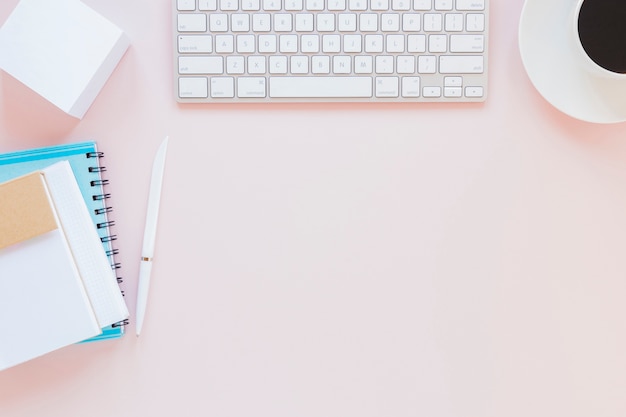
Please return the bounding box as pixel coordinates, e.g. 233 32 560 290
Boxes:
269 76 373 98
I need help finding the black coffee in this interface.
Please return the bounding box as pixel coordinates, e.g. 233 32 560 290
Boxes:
578 0 626 73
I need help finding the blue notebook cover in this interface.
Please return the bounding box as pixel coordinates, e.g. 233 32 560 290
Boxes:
0 142 127 341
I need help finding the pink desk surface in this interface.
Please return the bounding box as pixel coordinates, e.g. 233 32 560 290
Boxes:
2 1 626 416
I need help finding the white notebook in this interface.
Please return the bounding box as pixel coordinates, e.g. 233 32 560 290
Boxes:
0 162 128 371
43 162 129 328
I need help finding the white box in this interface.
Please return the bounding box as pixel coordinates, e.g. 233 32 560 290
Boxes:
0 0 130 119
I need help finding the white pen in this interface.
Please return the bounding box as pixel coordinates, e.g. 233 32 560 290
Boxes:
136 137 168 336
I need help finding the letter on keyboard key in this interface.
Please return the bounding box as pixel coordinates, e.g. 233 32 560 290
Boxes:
179 77 209 98
269 77 372 97
238 77 267 97
179 56 223 74
439 55 483 73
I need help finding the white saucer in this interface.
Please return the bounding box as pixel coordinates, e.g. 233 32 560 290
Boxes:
519 0 626 124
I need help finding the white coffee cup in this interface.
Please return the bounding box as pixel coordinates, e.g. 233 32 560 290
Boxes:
571 0 626 79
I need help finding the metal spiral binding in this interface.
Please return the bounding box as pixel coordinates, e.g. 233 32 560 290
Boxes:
92 193 111 201
95 206 113 215
90 179 109 186
87 151 127 332
97 220 115 229
112 319 129 328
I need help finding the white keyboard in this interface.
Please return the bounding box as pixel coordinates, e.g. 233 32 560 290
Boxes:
174 0 488 102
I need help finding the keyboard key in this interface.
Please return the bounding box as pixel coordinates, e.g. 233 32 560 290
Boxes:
443 76 462 86
178 0 196 11
428 34 447 52
259 34 277 52
417 55 436 73
449 34 484 53
269 55 288 73
215 34 234 53
328 0 347 10
199 0 218 10
371 0 389 10
444 86 461 97
291 55 310 73
248 56 267 73
439 55 483 73
279 34 298 52
349 0 367 11
301 34 320 52
375 55 394 73
434 0 452 10
402 14 420 31
179 56 223 74
269 76 372 97
220 0 239 10
401 76 420 97
253 14 272 31
210 77 235 97
407 34 426 52
466 13 485 32
306 0 325 10
465 86 484 97
423 86 441 97
178 14 207 32
241 0 261 9
209 14 229 31
237 34 255 52
263 0 282 9
444 13 463 31
179 77 208 97
344 34 362 52
231 14 251 31
413 0 431 10
391 0 410 11
375 76 399 97
396 55 415 73
178 35 213 53
275 14 293 31
455 0 485 11
386 34 405 52
237 77 267 97
338 13 357 31
333 55 352 73
423 13 442 31
226 56 245 73
381 14 400 31
317 14 336 31
364 34 384 52
285 0 303 9
360 14 378 31
295 13 315 31
354 55 373 73
322 34 341 52
311 55 331 73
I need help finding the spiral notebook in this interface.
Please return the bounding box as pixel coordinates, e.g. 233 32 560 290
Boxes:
0 142 128 341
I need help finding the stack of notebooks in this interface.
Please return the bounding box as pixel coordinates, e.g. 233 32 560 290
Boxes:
0 142 128 371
